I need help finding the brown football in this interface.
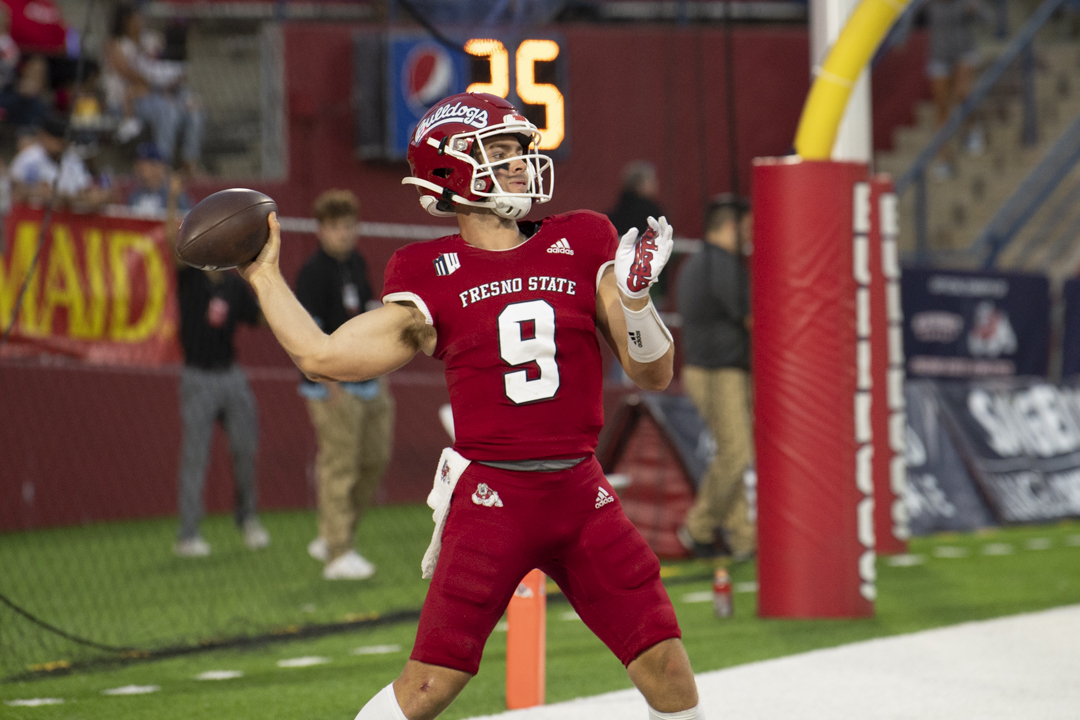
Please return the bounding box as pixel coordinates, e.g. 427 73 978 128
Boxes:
176 188 276 270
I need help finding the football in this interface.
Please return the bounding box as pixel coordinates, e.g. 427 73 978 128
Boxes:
176 188 277 270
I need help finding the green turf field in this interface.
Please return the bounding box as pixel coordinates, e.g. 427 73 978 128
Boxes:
0 506 435 678
2 517 1079 720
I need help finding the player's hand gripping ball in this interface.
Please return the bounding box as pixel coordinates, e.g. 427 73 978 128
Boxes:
614 215 674 299
176 188 277 270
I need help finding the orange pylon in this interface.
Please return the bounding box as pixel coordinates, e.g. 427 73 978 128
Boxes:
506 568 546 708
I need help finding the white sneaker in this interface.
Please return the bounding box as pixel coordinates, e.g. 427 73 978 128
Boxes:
242 519 270 550
174 537 211 557
323 550 376 580
307 536 328 562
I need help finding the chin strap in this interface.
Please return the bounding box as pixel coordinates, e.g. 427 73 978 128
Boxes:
417 191 532 220
490 196 532 219
418 195 458 218
404 169 537 219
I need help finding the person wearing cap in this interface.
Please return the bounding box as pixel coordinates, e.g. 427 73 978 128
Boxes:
9 113 110 210
675 194 756 561
128 141 191 217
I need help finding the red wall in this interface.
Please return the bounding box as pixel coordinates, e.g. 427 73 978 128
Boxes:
0 22 930 532
190 23 929 236
872 31 931 152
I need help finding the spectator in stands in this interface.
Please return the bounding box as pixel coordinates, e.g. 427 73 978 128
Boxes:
2 0 85 119
127 141 190 216
0 5 47 130
103 4 204 170
675 194 756 561
1 0 66 56
296 190 394 580
161 173 269 557
70 62 105 130
0 6 17 88
9 112 110 211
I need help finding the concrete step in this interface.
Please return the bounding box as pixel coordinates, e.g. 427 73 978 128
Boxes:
997 164 1080 270
915 101 939 132
880 38 1080 260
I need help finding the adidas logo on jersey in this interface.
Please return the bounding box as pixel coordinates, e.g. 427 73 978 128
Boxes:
595 486 614 509
547 238 574 255
434 253 461 276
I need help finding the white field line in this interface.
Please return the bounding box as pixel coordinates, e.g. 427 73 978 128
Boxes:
464 604 1080 720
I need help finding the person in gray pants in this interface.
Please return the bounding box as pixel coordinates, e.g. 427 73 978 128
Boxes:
173 265 269 557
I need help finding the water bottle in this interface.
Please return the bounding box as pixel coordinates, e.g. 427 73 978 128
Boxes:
713 567 733 618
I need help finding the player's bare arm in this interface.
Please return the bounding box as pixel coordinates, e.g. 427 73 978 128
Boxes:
596 268 673 390
597 215 676 391
240 212 436 382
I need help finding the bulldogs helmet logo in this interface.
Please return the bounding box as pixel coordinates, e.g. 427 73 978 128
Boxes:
627 226 660 294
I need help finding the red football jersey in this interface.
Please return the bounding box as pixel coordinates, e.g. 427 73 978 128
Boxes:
382 210 620 462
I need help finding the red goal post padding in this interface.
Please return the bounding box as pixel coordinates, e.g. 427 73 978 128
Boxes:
752 158 875 618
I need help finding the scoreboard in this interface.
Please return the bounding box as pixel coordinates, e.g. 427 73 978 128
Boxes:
464 37 565 150
354 31 569 160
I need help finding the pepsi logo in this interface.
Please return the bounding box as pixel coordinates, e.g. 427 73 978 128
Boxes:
403 43 455 115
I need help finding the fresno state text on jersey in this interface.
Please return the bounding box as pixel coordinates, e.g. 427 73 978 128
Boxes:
382 210 620 462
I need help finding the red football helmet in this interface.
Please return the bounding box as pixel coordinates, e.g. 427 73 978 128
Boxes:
402 92 554 220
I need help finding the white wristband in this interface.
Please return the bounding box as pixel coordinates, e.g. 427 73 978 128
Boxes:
622 299 673 363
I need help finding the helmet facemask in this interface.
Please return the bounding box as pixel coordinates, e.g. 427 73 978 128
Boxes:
464 127 552 219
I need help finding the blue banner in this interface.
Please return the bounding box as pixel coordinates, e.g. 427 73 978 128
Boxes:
386 34 471 159
902 267 1050 378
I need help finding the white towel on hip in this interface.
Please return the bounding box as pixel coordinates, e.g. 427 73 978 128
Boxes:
421 447 472 579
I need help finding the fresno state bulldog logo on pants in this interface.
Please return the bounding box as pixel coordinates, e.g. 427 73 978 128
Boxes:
471 483 503 507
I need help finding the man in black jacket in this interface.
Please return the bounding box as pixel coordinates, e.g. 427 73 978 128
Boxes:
296 190 394 580
675 194 755 560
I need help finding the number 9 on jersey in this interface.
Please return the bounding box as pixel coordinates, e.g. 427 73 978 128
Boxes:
498 300 560 404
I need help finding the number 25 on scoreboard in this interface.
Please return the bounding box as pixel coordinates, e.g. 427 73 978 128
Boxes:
464 38 566 151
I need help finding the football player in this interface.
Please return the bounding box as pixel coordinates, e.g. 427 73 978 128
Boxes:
240 92 701 720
